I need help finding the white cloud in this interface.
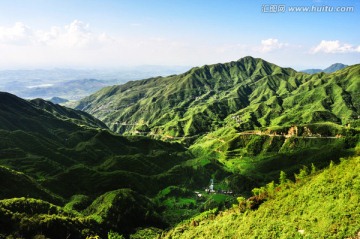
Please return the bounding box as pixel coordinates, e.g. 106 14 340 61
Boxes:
311 40 360 54
36 20 109 48
0 20 109 48
1 21 357 69
0 22 33 45
0 20 198 68
257 38 287 53
60 20 92 47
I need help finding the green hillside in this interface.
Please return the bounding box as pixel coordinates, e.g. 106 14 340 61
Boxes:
84 189 165 234
0 56 359 238
31 98 108 129
0 197 101 239
0 92 198 199
0 166 60 203
0 92 102 135
162 154 360 239
0 92 230 237
75 56 360 138
189 122 359 185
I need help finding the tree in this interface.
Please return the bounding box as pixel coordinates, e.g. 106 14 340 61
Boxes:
295 166 308 182
311 163 317 174
279 171 287 185
237 197 247 212
266 181 276 198
108 231 125 239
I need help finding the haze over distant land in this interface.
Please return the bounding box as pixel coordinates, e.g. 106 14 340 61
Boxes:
0 66 189 100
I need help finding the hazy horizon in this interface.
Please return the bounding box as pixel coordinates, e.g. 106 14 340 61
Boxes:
0 58 355 72
0 0 359 70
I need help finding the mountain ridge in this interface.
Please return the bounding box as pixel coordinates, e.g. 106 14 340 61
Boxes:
0 54 359 237
0 92 235 237
301 63 348 74
75 57 360 138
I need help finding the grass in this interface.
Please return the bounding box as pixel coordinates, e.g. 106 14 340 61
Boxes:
162 155 360 239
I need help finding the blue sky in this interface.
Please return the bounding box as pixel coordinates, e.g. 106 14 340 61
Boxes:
0 0 359 70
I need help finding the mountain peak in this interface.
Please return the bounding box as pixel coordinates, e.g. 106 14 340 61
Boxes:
323 63 348 73
238 55 260 62
301 63 348 74
77 59 359 137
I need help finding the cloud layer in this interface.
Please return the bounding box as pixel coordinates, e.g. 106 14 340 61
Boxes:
0 20 359 69
0 20 109 48
0 22 33 45
312 40 360 54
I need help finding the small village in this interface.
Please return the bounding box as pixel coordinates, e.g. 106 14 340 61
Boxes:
194 179 234 198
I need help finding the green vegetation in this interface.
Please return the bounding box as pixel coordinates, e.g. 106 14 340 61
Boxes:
162 155 360 239
0 197 101 239
0 56 359 238
76 57 360 138
0 91 230 237
31 98 107 129
154 186 236 226
187 121 359 190
84 189 165 234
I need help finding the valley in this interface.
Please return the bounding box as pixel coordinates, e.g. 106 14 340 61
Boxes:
0 56 359 238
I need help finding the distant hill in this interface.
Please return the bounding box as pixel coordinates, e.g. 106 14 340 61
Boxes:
301 63 348 74
301 68 322 74
16 78 110 100
50 96 69 104
75 57 359 137
0 66 190 100
323 63 348 73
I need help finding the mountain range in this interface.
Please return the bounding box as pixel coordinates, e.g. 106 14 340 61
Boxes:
76 57 359 138
0 56 359 238
301 63 348 74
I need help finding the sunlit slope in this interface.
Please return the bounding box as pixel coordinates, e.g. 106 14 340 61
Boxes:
163 155 360 239
76 57 360 137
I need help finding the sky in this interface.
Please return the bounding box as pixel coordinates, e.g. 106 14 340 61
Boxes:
0 0 359 70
